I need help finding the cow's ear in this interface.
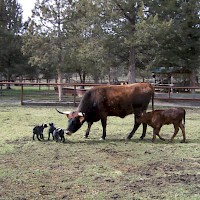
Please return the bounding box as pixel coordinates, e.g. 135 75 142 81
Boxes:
79 116 85 124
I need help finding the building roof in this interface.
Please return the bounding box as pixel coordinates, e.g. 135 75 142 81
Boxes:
152 67 191 74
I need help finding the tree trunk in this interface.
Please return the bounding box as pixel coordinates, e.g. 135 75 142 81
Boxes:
190 69 196 94
57 70 63 101
127 46 136 83
6 68 11 89
78 71 86 89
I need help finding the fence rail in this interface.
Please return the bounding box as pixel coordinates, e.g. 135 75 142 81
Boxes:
0 82 200 106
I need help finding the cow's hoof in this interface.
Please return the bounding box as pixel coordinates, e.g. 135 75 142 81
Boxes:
124 138 130 144
180 140 186 143
126 136 132 140
99 138 105 141
140 136 144 140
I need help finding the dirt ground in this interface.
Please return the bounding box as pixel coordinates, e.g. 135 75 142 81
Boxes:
0 101 199 199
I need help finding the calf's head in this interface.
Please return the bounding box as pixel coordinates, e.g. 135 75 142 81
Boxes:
137 112 149 124
56 109 85 135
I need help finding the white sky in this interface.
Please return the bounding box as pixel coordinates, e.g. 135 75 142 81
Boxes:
17 0 36 21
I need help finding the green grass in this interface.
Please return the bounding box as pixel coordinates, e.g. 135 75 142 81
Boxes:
0 104 199 200
0 85 81 102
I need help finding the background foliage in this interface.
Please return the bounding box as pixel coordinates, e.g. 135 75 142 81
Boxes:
0 0 199 84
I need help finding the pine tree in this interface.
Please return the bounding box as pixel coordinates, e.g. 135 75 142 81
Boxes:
0 0 23 86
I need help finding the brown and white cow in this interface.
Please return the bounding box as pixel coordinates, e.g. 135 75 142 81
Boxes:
56 82 154 140
138 108 186 143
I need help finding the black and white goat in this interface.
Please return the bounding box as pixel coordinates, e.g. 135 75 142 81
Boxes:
48 123 56 140
53 128 65 142
33 124 48 141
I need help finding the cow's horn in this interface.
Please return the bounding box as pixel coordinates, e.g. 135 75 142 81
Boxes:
55 108 71 115
78 112 84 117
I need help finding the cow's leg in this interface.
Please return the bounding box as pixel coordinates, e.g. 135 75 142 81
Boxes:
179 123 186 143
101 117 107 140
127 115 141 140
85 122 93 138
33 133 35 140
140 123 147 139
170 124 179 143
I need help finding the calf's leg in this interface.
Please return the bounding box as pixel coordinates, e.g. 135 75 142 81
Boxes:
179 123 186 143
170 124 179 143
152 128 161 142
157 132 165 141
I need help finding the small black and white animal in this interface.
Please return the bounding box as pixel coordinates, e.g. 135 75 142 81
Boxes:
33 124 48 141
53 128 65 142
48 123 56 140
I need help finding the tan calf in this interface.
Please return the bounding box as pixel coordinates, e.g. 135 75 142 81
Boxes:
139 108 186 143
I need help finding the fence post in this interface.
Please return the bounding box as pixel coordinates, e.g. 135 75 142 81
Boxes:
20 84 24 105
0 84 2 96
168 87 171 100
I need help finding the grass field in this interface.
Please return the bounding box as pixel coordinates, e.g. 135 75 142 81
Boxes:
0 104 199 200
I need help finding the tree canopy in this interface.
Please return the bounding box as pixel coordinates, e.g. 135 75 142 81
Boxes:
0 0 25 84
0 0 199 87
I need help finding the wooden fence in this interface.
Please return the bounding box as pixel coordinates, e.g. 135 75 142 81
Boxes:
0 82 200 106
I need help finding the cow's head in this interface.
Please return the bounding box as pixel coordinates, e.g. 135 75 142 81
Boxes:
56 109 85 135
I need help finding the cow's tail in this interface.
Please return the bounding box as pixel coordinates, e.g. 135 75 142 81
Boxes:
151 91 154 111
183 109 186 125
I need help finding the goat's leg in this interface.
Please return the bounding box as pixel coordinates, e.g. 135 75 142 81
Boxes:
62 136 65 143
36 134 41 141
48 132 50 140
40 133 44 140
